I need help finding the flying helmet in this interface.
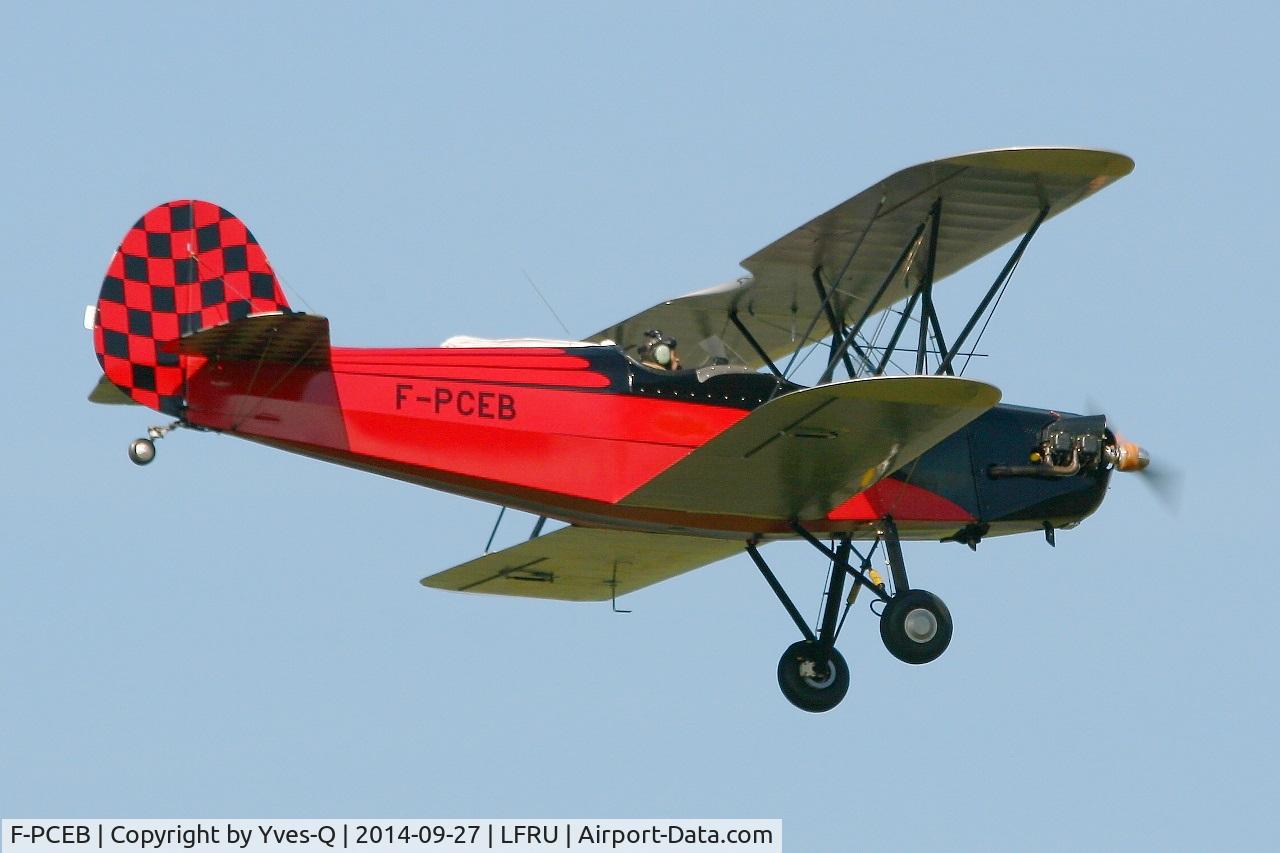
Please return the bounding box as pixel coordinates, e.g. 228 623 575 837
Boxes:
638 329 678 368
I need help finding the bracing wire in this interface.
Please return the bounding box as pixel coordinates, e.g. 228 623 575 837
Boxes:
523 269 573 338
960 254 1022 376
815 548 836 637
274 269 318 316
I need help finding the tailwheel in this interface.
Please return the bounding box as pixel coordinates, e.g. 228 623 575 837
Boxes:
128 437 156 465
879 589 952 664
126 421 182 466
777 641 849 713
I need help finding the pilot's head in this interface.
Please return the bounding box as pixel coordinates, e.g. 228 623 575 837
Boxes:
638 329 679 370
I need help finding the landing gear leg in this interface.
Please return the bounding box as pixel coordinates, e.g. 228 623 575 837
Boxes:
751 520 956 711
877 517 953 665
128 421 181 466
748 539 859 713
791 518 954 665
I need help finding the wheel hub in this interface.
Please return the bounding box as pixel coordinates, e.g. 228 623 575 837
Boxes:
803 667 835 689
777 641 850 712
798 656 834 688
904 607 938 643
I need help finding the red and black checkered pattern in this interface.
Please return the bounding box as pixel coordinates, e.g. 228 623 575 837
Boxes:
93 200 291 414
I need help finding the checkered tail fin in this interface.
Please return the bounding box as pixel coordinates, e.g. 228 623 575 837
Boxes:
92 200 292 415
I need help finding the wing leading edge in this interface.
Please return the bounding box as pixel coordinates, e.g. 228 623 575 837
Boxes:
592 147 1133 369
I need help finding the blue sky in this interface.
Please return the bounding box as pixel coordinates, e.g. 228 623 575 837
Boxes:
2 3 1276 849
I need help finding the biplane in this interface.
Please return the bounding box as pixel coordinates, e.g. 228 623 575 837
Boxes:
87 147 1153 712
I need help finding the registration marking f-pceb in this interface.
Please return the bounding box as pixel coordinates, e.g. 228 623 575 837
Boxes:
394 383 517 420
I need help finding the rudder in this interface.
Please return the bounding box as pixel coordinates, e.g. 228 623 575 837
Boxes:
92 200 291 414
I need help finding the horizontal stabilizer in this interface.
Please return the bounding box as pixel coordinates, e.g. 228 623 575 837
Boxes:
621 375 1000 520
176 313 331 368
421 526 744 601
87 375 140 405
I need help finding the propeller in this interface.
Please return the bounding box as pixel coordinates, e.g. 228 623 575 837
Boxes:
1089 397 1184 513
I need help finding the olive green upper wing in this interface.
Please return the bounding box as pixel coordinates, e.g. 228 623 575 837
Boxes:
591 147 1132 369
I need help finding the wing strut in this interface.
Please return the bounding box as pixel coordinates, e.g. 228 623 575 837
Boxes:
812 269 862 380
873 286 924 376
819 220 927 384
818 198 1049 380
729 309 786 382
482 506 550 554
780 199 884 382
917 199 950 375
484 506 506 552
936 203 1050 375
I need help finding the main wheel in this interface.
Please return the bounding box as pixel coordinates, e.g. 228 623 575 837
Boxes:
880 589 952 664
128 437 156 466
776 641 849 712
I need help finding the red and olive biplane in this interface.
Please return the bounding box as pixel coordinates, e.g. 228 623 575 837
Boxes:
88 147 1153 711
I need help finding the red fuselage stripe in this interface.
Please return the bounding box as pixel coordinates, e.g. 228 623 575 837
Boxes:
183 347 975 532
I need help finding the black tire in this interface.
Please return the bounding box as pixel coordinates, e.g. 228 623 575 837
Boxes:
880 589 952 665
776 641 849 712
128 438 156 466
